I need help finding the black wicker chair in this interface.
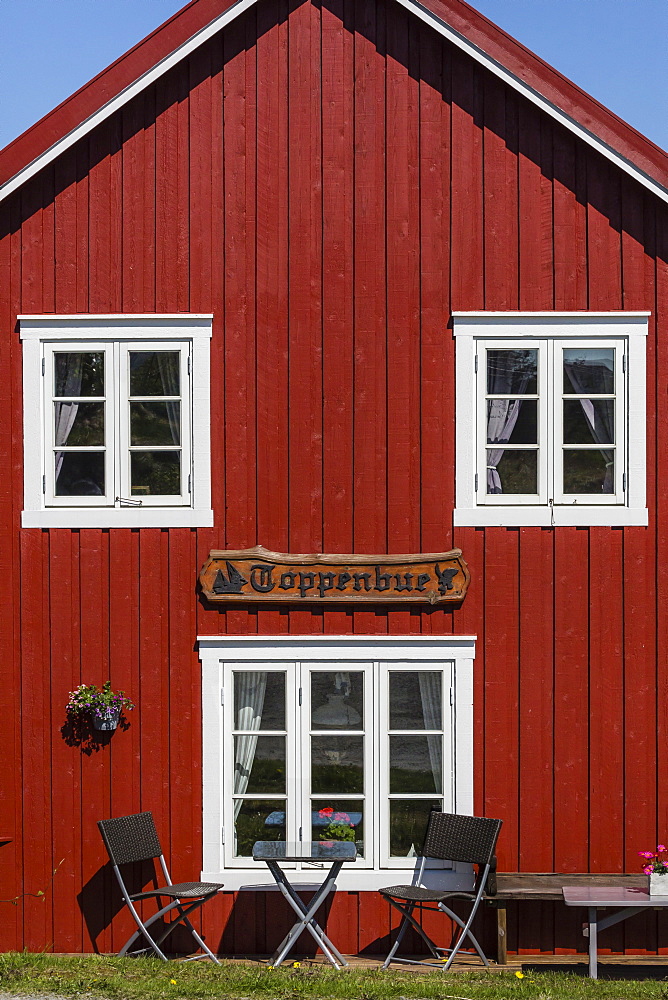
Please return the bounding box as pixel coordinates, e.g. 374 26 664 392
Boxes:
98 812 224 962
379 811 502 971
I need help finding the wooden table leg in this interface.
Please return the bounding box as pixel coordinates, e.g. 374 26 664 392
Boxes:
497 905 507 965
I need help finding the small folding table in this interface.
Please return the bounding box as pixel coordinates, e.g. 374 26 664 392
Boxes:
252 840 356 969
563 885 668 978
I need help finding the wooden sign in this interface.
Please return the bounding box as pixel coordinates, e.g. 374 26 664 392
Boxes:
199 546 470 605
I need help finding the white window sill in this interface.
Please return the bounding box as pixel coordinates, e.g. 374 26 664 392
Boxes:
454 506 648 527
201 869 474 892
22 507 214 528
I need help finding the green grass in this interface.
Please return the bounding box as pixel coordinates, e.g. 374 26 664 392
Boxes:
1 954 668 1000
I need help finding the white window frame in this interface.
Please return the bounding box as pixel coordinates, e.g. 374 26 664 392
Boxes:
20 314 213 528
453 312 649 527
200 635 475 892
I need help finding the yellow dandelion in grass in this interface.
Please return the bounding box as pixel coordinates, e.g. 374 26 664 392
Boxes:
515 971 525 979
292 962 301 968
170 979 177 985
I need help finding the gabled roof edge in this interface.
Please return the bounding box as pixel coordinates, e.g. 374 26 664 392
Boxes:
400 0 668 205
1 0 668 206
0 0 254 202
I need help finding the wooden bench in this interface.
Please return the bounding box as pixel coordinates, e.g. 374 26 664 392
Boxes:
485 872 646 964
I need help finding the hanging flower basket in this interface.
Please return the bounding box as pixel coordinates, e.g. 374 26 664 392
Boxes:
92 706 122 731
66 680 134 733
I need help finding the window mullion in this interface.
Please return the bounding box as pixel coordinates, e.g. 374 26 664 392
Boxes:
113 341 122 504
548 338 557 504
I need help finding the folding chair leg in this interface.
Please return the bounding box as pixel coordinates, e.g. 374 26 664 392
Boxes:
440 902 488 971
382 899 442 968
175 908 221 964
438 903 489 966
119 892 219 962
119 899 170 960
381 903 414 970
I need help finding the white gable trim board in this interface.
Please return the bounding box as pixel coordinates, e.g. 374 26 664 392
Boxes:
1 0 667 206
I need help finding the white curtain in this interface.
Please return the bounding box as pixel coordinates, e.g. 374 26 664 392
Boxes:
54 355 84 481
417 672 442 794
233 672 267 819
486 356 532 494
486 399 524 494
564 361 615 493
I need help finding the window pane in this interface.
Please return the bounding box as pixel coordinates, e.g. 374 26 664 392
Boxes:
54 402 104 447
563 449 614 494
55 352 104 397
389 672 442 730
311 736 364 793
487 349 537 395
55 452 104 496
130 451 180 495
234 799 285 858
312 800 364 856
234 735 285 794
311 671 363 729
390 735 442 794
130 351 180 396
563 348 614 395
130 402 180 446
234 672 285 731
487 449 537 494
389 800 442 858
563 400 614 445
487 399 537 444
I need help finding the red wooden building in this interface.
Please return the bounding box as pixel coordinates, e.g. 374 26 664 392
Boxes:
1 0 667 959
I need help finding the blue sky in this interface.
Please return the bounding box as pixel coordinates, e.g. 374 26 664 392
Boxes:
0 0 666 152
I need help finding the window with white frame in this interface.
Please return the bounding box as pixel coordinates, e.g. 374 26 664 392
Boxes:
20 315 213 528
453 312 648 527
200 637 475 891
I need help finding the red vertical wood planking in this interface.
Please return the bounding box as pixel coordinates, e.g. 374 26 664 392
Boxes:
223 10 258 652
287 0 323 635
552 121 589 932
168 530 202 932
450 48 483 310
385 2 420 560
516 100 554 935
655 205 668 953
553 528 590 873
352 0 387 639
20 176 55 951
19 530 51 951
518 528 554 872
108 530 142 953
223 7 256 552
255 1 290 641
321 0 354 637
420 26 452 563
452 526 485 811
621 178 657 954
483 78 519 311
552 129 587 311
483 529 520 870
517 528 556 951
585 149 625 881
79 530 112 954
122 91 156 312
385 3 419 643
518 104 553 310
0 202 20 950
